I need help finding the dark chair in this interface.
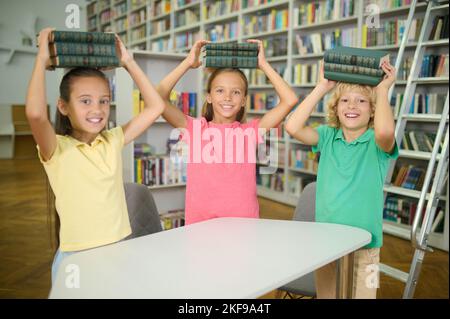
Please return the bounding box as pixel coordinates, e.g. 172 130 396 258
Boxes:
123 183 163 240
277 182 317 299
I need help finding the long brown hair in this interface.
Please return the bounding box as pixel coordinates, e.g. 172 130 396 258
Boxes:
201 68 248 123
48 67 109 251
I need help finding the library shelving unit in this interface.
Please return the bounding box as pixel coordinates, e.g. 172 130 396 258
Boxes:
114 50 202 214
86 0 449 250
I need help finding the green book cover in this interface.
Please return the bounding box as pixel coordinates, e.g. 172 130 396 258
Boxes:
324 62 384 77
324 46 389 69
324 70 382 86
50 42 116 57
204 56 258 69
205 42 259 52
206 49 258 57
51 31 116 44
51 55 120 68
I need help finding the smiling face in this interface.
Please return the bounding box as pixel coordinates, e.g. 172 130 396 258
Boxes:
58 76 111 143
336 90 373 132
206 71 247 123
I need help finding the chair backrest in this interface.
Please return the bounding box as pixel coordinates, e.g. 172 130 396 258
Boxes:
293 182 316 222
123 183 163 240
0 105 14 135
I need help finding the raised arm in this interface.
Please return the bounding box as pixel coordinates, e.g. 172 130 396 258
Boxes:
374 61 396 153
285 61 336 145
156 40 209 129
247 40 298 130
25 28 56 161
116 36 166 145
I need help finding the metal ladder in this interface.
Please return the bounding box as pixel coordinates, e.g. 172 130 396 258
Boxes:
379 0 449 299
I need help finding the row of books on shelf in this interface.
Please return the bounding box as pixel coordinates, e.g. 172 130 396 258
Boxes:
241 0 279 9
362 18 423 48
242 66 289 86
246 93 278 111
292 62 318 85
391 93 447 116
175 9 199 28
133 89 196 117
257 171 284 193
294 0 355 27
169 90 197 117
151 18 170 35
264 37 288 57
153 0 171 17
204 0 239 20
401 131 439 153
129 8 147 27
175 31 200 50
384 196 445 233
243 8 289 36
160 210 185 230
295 28 358 55
392 164 425 191
134 155 186 186
174 0 199 9
429 14 449 41
206 22 238 42
419 54 449 78
289 149 318 173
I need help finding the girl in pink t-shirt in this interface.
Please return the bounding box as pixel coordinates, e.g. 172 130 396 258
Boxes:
156 39 298 224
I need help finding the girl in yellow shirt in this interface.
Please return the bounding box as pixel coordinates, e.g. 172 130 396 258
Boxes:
26 28 166 284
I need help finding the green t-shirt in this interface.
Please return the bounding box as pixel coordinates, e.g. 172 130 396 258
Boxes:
312 126 399 248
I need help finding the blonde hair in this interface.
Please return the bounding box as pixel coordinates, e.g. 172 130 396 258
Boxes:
202 68 248 123
326 82 377 129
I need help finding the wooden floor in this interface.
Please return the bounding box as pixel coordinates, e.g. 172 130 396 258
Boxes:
0 157 448 299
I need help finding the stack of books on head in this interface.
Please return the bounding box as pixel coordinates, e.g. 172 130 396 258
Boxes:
48 31 120 69
323 46 389 86
204 43 258 69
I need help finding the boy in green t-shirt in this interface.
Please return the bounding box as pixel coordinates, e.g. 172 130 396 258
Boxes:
285 60 398 299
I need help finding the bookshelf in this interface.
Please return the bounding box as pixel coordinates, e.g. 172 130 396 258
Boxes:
114 50 201 217
87 0 449 250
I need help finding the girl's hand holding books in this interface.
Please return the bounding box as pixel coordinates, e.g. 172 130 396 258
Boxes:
115 34 134 68
376 61 396 92
186 40 210 69
246 39 267 69
317 60 336 93
36 28 54 70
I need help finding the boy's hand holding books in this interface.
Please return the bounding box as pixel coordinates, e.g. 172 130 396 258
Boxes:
376 61 396 93
317 60 337 94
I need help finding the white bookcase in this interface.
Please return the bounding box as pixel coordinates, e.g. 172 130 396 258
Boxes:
115 50 201 213
87 0 449 250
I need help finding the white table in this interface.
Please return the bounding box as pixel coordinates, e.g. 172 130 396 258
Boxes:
49 217 371 299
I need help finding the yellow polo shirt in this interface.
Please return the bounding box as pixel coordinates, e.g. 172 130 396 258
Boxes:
38 127 131 252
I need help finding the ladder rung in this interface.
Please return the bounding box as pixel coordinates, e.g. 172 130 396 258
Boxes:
421 39 449 47
430 3 449 12
399 150 442 161
379 263 409 283
412 77 449 84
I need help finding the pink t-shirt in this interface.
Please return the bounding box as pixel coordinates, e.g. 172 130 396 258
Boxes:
181 115 264 225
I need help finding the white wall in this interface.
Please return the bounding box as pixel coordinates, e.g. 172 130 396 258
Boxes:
0 0 87 119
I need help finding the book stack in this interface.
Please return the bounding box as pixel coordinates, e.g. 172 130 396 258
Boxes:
160 210 185 230
323 46 389 86
48 31 120 69
204 43 259 69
